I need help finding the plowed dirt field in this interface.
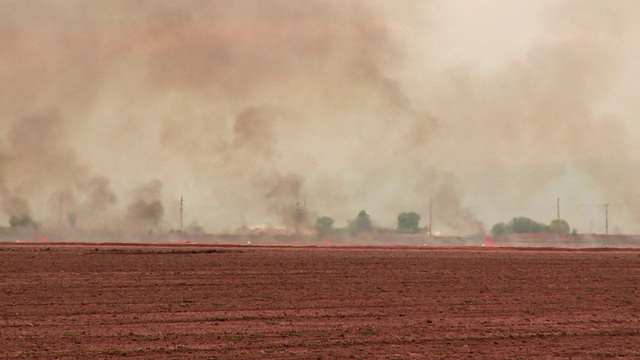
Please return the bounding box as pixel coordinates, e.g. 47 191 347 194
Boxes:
1 244 639 359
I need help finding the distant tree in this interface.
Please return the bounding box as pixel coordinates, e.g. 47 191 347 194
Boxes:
508 217 550 233
314 216 334 235
491 222 508 237
186 221 203 234
549 219 570 234
349 210 372 236
492 217 570 236
396 211 421 234
67 212 77 228
9 214 37 229
9 215 22 228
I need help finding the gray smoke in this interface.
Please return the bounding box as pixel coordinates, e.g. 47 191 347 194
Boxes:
125 180 164 235
0 113 120 231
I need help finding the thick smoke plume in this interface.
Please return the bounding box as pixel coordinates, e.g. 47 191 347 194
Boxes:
1 1 639 235
125 180 164 235
0 112 124 231
261 173 316 233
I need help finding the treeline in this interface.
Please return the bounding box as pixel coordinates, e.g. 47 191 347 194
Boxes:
315 212 574 238
315 210 425 236
491 217 572 236
8 214 38 229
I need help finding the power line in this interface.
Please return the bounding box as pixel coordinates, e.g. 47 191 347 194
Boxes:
469 202 621 213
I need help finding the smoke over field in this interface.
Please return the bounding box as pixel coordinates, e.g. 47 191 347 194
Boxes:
1 1 639 235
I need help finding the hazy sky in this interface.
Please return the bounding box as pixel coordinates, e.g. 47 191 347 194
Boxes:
1 0 639 235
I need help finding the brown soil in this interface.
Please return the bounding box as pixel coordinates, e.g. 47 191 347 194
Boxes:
1 243 639 359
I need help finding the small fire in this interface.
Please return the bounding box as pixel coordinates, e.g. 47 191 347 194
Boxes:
484 235 496 247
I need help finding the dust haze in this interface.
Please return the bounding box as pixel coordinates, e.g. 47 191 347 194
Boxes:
1 0 639 235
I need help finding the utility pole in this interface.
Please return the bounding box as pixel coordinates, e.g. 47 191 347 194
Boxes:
604 203 609 235
58 192 63 229
180 196 184 231
295 201 300 235
295 199 306 235
428 198 433 236
557 197 560 222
